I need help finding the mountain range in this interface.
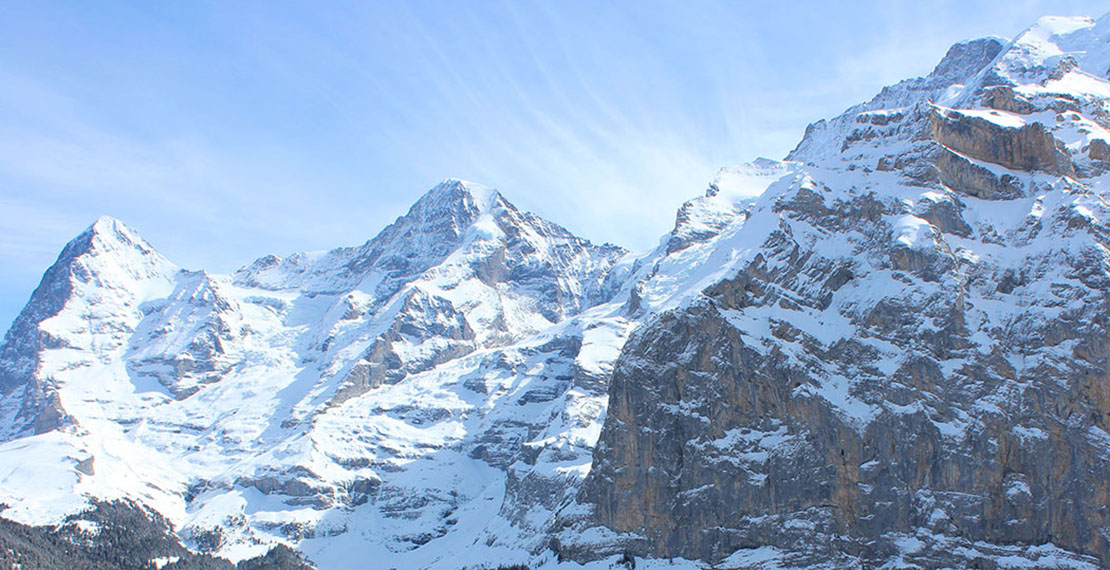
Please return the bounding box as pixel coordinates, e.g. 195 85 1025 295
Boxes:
3 13 1110 570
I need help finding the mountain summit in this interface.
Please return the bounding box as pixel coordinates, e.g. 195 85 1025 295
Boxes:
0 216 178 439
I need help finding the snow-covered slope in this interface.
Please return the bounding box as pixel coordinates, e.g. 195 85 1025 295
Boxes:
3 12 1110 570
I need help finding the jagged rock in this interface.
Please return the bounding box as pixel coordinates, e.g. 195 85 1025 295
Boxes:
1090 138 1110 161
927 108 1075 176
914 193 972 237
330 288 477 405
931 144 1025 200
981 85 1037 114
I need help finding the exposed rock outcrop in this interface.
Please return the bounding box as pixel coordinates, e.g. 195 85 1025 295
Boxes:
930 144 1025 200
927 108 1075 176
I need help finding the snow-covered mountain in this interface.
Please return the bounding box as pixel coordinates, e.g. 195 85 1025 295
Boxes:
564 14 1110 569
3 12 1110 570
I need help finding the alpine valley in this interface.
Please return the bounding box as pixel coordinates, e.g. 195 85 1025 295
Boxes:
3 13 1110 570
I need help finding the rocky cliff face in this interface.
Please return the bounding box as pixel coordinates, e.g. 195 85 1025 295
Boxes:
566 14 1110 569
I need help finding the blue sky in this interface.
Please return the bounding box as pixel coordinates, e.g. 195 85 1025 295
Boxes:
1 0 1106 329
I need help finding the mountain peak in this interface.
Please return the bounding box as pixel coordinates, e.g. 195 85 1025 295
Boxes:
0 216 176 400
929 36 1007 82
66 215 161 261
417 178 504 215
786 34 1007 163
90 214 124 229
380 178 510 257
42 216 178 303
786 14 1110 166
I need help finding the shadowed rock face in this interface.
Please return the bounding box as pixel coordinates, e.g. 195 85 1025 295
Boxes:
929 145 1025 200
927 109 1075 177
981 86 1037 114
0 232 87 437
331 288 477 406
